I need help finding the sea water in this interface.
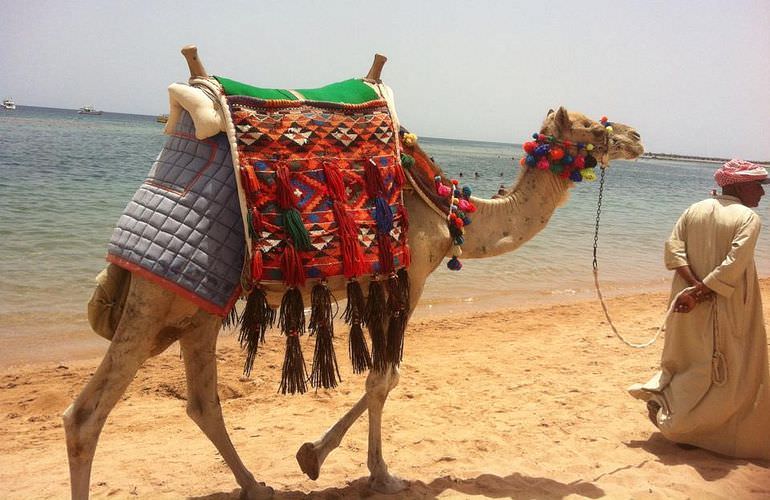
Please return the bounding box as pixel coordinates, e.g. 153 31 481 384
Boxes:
1 106 768 338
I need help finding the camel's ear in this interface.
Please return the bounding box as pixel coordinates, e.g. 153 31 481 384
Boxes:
547 108 555 117
554 106 571 134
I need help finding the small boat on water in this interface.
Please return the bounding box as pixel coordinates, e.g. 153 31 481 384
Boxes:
78 105 103 115
2 98 16 110
156 114 169 123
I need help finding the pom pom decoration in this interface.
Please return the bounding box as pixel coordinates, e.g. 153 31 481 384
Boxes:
447 256 463 271
580 168 597 181
518 117 607 183
434 173 475 271
402 132 418 147
549 148 565 160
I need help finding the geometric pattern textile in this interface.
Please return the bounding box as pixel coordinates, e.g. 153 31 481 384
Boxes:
224 94 409 284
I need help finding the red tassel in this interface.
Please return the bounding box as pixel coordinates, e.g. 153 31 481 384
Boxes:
276 163 296 210
323 161 347 201
364 158 385 198
250 206 263 234
250 246 263 283
377 234 394 274
281 242 305 287
397 205 409 232
332 201 365 278
242 166 261 200
393 162 406 188
401 243 411 268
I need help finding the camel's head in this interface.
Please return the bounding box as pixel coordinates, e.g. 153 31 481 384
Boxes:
540 107 644 163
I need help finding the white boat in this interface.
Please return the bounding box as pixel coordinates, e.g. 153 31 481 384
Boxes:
78 105 103 115
2 98 16 110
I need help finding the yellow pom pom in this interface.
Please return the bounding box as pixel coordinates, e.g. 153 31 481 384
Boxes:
580 168 597 181
605 126 613 133
585 143 594 151
403 133 418 146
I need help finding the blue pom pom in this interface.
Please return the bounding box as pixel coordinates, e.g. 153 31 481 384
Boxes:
534 144 550 156
532 133 539 139
577 142 584 149
526 155 537 166
462 186 472 197
453 189 461 197
454 235 464 245
562 155 573 165
447 256 463 271
569 170 582 182
462 217 472 226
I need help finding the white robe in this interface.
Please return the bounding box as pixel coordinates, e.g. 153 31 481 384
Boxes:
629 195 770 459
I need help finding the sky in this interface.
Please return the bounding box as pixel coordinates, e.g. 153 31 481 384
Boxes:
1 0 769 159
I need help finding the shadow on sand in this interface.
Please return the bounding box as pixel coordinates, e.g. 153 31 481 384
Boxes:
625 432 769 481
189 471 604 499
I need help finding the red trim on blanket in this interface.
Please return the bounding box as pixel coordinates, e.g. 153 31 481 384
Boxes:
106 254 241 318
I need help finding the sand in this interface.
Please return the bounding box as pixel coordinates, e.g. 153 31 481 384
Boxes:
2 282 769 499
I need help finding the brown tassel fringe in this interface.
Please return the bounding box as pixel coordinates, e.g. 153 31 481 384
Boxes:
237 287 276 377
343 279 371 373
365 278 388 372
222 305 240 329
280 333 307 395
278 287 307 394
309 282 341 389
385 271 410 366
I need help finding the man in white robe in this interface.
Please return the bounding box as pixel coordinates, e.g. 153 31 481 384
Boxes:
629 159 770 460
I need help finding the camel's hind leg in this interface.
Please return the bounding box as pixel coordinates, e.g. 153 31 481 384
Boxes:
63 276 187 500
179 314 273 499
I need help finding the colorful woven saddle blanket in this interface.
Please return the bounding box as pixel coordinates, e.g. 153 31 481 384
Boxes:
213 76 410 287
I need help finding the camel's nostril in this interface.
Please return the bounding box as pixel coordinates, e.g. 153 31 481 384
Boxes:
631 131 641 140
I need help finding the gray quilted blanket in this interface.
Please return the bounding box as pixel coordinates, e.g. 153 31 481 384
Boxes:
106 110 244 316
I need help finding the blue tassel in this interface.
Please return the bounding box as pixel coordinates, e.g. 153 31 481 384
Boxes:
374 197 393 234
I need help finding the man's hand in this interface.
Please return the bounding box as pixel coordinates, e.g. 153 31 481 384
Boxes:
674 292 697 313
674 283 713 313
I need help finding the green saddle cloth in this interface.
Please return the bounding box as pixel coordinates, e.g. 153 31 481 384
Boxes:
214 76 379 104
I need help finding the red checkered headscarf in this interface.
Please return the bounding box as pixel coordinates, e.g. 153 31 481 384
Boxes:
714 159 770 187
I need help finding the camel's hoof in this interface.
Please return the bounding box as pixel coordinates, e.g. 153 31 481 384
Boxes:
296 442 320 480
239 482 274 499
369 473 408 494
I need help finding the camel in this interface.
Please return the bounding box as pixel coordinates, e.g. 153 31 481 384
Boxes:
63 47 643 499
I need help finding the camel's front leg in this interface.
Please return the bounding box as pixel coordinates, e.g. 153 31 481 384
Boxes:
179 315 273 499
296 395 368 480
366 366 406 493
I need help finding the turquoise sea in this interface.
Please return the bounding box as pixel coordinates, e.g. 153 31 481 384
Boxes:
1 106 768 360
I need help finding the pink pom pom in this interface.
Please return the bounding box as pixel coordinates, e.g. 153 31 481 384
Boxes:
437 184 452 197
573 156 585 169
537 158 550 170
458 199 471 211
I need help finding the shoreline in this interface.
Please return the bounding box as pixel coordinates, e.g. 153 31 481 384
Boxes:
2 277 767 370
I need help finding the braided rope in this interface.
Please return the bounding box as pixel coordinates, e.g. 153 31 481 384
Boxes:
592 166 680 348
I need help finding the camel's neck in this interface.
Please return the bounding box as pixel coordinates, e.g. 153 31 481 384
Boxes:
460 167 571 259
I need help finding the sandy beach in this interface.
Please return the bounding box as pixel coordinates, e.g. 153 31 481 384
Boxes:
2 282 769 499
